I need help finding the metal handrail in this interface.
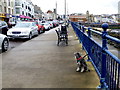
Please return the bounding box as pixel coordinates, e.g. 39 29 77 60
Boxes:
71 22 120 89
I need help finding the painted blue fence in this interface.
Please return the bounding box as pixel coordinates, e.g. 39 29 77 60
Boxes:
71 22 120 89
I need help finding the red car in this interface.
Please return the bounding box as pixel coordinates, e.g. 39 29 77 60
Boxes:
35 21 45 34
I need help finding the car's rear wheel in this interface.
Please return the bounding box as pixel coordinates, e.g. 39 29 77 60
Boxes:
2 38 9 52
43 28 45 33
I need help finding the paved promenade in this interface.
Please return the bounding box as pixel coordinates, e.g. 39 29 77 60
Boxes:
2 25 99 88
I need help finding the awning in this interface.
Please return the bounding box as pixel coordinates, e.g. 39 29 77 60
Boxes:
25 16 30 19
19 15 26 18
0 13 5 17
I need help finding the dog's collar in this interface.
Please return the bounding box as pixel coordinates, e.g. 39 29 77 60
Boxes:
77 57 83 60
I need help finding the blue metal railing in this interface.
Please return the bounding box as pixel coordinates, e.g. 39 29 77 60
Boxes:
71 22 120 89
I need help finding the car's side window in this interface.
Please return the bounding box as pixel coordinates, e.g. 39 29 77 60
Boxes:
32 23 35 26
2 22 6 26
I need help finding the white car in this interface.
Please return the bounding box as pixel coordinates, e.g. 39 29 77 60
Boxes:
7 22 38 39
41 22 50 31
47 21 53 29
0 34 9 52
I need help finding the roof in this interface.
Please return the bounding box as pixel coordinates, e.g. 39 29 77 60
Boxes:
69 15 86 18
47 10 53 13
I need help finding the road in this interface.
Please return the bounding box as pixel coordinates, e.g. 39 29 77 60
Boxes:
8 39 26 50
8 33 45 51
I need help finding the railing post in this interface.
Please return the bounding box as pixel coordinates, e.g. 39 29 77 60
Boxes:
88 27 91 38
82 25 85 33
98 23 109 89
81 25 85 50
87 27 92 61
79 22 82 30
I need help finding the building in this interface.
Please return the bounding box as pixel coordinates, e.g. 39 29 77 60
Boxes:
0 0 14 21
14 0 34 21
94 14 118 23
0 0 6 21
69 13 87 22
44 10 55 20
34 5 42 20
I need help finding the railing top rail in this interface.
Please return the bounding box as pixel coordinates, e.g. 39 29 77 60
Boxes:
90 29 102 36
106 35 120 43
104 49 120 63
73 22 120 44
71 22 120 89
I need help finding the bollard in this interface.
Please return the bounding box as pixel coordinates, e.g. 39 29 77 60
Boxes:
98 23 109 89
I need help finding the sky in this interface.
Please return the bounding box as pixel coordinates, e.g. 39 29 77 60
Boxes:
31 0 120 15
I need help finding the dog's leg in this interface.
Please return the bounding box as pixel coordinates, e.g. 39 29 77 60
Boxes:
76 62 81 72
76 67 80 72
80 67 85 72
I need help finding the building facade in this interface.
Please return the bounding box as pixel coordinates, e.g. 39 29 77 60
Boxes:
44 10 55 20
0 0 14 21
69 13 87 22
34 5 42 20
15 0 34 20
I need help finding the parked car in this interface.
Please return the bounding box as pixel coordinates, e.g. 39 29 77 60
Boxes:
48 21 53 29
0 20 8 35
52 20 59 27
7 21 38 39
8 17 17 28
59 20 64 24
41 22 51 31
0 34 9 52
34 21 45 34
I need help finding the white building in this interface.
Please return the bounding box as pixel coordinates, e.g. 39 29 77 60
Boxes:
15 0 34 20
44 10 55 20
94 14 117 23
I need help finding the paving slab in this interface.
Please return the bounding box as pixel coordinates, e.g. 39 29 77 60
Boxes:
2 26 100 88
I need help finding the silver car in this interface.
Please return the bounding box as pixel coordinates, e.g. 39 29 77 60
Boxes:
7 21 38 39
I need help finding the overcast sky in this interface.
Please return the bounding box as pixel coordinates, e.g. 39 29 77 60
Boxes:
31 0 120 15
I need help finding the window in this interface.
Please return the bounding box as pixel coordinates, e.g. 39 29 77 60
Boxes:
15 8 20 14
15 1 20 6
0 5 2 12
22 11 24 15
8 0 10 6
8 8 10 14
32 22 35 26
4 7 6 12
2 21 7 26
22 4 24 7
26 6 27 9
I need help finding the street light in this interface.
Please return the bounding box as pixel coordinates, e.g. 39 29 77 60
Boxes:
64 0 67 25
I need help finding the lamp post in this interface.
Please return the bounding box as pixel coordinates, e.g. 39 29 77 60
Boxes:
64 0 67 25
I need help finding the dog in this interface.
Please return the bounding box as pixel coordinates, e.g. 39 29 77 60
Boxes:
74 52 90 72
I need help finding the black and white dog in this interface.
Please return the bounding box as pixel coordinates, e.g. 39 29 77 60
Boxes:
74 52 90 72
